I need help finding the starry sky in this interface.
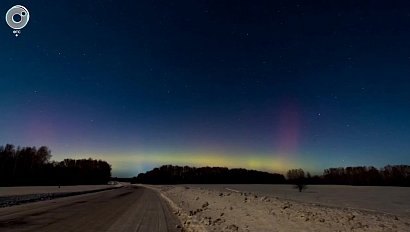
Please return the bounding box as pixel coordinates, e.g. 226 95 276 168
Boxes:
1 1 410 177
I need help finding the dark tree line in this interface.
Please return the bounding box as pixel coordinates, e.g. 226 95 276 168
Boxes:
133 164 410 187
320 165 410 186
132 165 286 184
288 165 410 187
0 144 111 186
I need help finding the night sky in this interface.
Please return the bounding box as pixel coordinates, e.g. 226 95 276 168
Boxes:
1 1 410 177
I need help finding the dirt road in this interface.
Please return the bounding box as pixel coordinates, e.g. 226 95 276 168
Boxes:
0 186 180 232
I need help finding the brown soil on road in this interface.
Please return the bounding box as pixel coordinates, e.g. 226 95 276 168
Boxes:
0 186 180 232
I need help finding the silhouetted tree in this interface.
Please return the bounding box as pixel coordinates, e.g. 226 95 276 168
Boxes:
287 168 307 192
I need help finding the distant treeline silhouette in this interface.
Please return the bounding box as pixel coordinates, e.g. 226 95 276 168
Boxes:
287 166 410 187
133 165 410 186
132 165 286 184
0 144 111 186
320 165 410 186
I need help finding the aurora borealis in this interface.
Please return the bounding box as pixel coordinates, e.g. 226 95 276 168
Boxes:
1 1 410 177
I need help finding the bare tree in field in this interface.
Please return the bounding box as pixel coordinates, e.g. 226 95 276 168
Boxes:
287 168 307 192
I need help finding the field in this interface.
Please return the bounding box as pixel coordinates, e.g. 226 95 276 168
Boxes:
187 184 410 216
156 184 410 231
0 184 122 207
0 185 118 197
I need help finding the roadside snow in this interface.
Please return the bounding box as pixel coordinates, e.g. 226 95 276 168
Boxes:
154 185 410 232
0 184 123 207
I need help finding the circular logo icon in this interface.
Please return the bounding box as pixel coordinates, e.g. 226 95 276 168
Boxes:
5 5 30 30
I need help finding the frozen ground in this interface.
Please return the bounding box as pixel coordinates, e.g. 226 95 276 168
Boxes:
0 184 122 207
185 184 410 216
0 185 118 197
153 185 410 232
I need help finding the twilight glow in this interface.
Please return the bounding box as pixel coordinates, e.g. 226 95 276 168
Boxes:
1 1 410 177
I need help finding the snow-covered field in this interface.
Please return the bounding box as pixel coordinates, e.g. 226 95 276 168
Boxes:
0 185 117 197
0 184 122 207
153 185 410 232
186 184 410 216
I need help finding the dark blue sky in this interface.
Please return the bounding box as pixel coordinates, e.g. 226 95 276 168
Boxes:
1 1 410 176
